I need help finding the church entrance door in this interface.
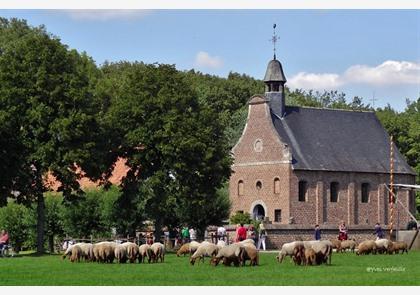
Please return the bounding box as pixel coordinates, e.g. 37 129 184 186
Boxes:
253 204 265 221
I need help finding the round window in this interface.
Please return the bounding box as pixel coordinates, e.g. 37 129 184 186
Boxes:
254 139 263 152
256 181 262 190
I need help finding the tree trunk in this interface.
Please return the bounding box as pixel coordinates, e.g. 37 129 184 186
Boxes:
154 218 163 244
36 192 45 254
48 235 54 254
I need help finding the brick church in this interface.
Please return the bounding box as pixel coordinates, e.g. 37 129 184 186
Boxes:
229 55 416 228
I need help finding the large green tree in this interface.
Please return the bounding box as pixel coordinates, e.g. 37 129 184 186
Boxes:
97 62 232 239
0 18 105 253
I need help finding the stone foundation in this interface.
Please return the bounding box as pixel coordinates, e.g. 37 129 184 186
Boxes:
207 224 406 250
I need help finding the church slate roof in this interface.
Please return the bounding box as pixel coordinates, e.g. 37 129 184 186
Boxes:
271 106 415 175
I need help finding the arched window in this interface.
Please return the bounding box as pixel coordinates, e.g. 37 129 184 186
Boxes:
330 182 339 202
298 181 307 202
238 180 244 196
274 178 280 194
361 183 369 203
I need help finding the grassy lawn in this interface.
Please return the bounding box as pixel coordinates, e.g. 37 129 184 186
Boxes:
0 250 419 286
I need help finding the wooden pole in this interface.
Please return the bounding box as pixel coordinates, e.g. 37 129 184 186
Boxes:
389 135 394 240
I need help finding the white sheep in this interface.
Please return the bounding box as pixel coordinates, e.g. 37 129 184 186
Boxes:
149 242 165 263
189 241 201 254
121 242 139 263
217 240 226 249
190 243 219 265
62 242 93 262
211 243 243 267
114 244 128 263
277 241 304 263
138 244 150 263
309 241 332 265
375 239 391 254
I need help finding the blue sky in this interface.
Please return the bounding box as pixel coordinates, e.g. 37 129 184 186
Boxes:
0 9 419 111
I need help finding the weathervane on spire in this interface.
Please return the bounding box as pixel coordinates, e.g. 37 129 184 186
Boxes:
270 23 279 60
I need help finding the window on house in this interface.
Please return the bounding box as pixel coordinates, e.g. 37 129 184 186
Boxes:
274 209 282 222
256 181 262 190
330 182 339 202
238 180 244 196
274 178 280 194
361 183 369 203
298 181 307 202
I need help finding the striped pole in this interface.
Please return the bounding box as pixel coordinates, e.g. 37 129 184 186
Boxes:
389 135 394 240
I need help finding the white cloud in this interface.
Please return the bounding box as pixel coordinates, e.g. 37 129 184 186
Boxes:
194 51 223 69
288 72 342 90
65 9 152 21
343 61 420 85
288 60 420 91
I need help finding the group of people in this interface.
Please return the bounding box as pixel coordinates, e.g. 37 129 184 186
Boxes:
232 223 267 251
313 219 419 241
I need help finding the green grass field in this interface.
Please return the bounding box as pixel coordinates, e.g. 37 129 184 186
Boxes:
0 251 419 286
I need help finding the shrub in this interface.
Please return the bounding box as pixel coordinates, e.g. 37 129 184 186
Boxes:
0 202 36 252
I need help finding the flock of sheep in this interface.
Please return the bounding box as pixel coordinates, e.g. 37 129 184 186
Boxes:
62 237 409 267
63 241 165 264
277 238 409 266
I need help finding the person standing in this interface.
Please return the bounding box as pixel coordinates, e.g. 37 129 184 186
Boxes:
257 223 267 251
338 221 348 241
189 227 196 242
374 223 384 240
181 226 190 244
217 225 226 241
0 229 9 251
236 223 247 242
314 224 321 240
248 224 257 244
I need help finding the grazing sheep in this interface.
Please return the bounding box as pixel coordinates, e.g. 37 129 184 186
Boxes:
217 240 226 249
356 240 377 255
375 239 391 254
93 241 117 263
304 248 316 266
190 243 219 265
239 239 255 246
340 239 356 253
138 244 150 263
122 242 139 263
276 241 304 263
310 241 332 265
292 244 305 266
240 243 259 266
211 244 243 267
114 244 128 263
189 241 201 255
70 245 82 263
149 242 165 263
62 242 93 261
176 243 190 257
390 241 408 254
330 240 342 252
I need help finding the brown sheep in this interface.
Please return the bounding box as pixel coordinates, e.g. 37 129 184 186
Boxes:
330 239 342 252
176 243 190 257
292 244 305 266
304 248 316 266
70 245 82 263
389 241 408 254
340 239 357 253
356 240 377 255
240 244 259 266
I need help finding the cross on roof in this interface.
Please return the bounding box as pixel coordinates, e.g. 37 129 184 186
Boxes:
270 23 279 60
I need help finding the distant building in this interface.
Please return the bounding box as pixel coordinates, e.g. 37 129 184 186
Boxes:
229 55 416 227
